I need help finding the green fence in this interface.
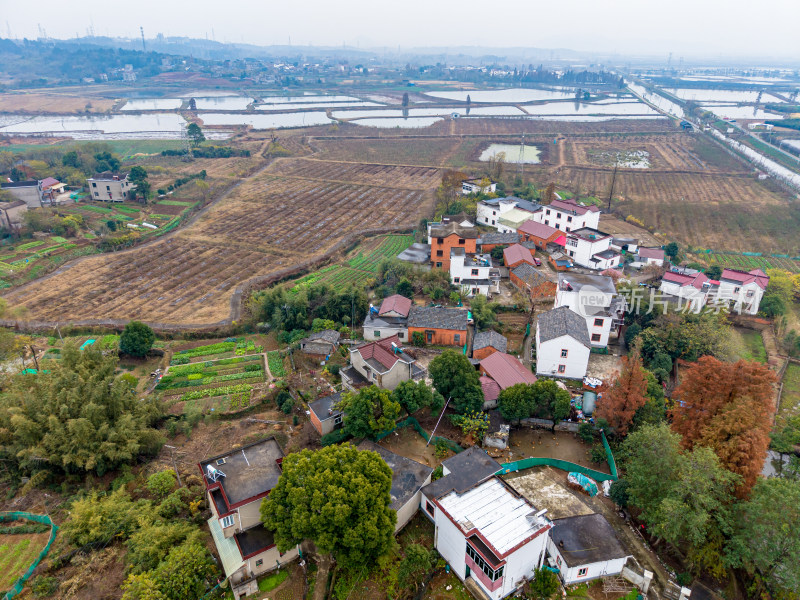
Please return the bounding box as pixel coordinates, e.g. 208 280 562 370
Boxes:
497 430 618 483
1 511 59 599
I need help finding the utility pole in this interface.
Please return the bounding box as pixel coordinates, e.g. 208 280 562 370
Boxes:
28 345 40 372
607 163 618 212
140 26 146 52
164 445 182 487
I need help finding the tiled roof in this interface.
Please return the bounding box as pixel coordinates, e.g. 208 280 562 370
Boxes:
662 270 708 290
379 294 412 317
307 329 340 344
558 272 616 295
480 375 501 405
39 177 60 188
720 268 769 290
407 306 468 331
550 514 629 567
353 334 404 371
512 263 550 288
503 244 534 267
479 232 520 245
549 198 600 215
309 393 343 421
537 306 591 347
429 222 479 239
473 330 508 353
517 219 560 240
637 247 664 260
480 352 537 389
358 440 433 510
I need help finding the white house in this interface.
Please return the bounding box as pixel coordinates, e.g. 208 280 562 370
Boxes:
477 197 542 230
462 179 497 195
535 306 592 379
534 199 601 231
636 247 665 267
87 172 132 202
477 197 520 228
555 273 624 348
450 248 500 297
714 268 769 315
421 448 552 600
546 514 632 585
563 228 621 270
659 270 711 312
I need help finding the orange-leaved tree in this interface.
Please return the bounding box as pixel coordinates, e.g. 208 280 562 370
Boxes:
671 356 775 497
596 349 649 436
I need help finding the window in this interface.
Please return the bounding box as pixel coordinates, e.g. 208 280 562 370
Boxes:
558 365 566 373
255 559 263 567
458 238 465 245
593 318 604 327
94 192 99 197
491 220 495 225
398 332 404 339
436 250 443 257
546 209 551 215
544 220 549 225
106 185 110 191
334 415 343 425
566 227 570 232
567 239 578 248
466 543 505 582
454 277 460 283
578 568 588 577
436 262 442 268
560 349 568 358
374 331 381 337
591 334 602 342
471 269 479 276
92 182 97 188
492 211 496 216
454 334 460 344
555 224 560 230
556 213 561 219
734 286 741 294
437 238 443 245
569 251 574 257
216 458 226 466
567 216 573 222
221 515 235 528
426 501 435 516
426 331 433 343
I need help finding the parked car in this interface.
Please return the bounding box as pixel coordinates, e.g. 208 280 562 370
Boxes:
533 257 542 266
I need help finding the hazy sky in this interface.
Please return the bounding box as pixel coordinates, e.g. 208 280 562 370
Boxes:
4 0 800 59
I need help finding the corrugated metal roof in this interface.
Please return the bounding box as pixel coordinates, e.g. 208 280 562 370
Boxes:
438 478 547 555
208 516 245 578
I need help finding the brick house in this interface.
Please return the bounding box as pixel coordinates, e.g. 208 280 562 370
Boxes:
502 244 535 268
472 330 508 361
308 392 343 436
517 220 566 251
429 222 479 270
199 438 299 599
407 306 469 347
510 263 557 299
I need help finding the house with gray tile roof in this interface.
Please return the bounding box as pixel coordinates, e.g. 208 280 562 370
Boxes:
535 306 591 379
473 330 508 355
407 306 469 347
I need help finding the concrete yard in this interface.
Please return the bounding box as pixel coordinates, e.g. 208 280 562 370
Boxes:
503 467 596 519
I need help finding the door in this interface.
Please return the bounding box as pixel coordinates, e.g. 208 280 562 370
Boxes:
465 565 471 578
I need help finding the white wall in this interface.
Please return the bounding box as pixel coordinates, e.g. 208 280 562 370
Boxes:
534 206 600 231
450 253 495 297
547 537 629 586
536 332 590 379
477 200 516 228
498 533 549 598
659 281 708 311
716 281 764 315
363 324 408 341
554 291 613 347
564 236 614 269
433 503 469 581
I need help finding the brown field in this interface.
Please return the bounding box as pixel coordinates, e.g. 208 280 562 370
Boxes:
3 159 435 325
0 92 116 114
312 137 464 166
557 167 800 253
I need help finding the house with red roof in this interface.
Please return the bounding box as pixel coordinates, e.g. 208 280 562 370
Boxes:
502 244 535 269
659 270 711 312
714 268 769 315
517 220 566 251
478 352 537 409
363 294 412 342
537 198 601 231
341 334 425 391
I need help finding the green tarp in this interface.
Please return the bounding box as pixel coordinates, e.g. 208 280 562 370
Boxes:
1 512 58 599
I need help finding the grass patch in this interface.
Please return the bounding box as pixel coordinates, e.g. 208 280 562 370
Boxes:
157 200 196 206
258 569 288 592
738 330 768 363
78 204 114 214
780 363 800 420
115 205 141 214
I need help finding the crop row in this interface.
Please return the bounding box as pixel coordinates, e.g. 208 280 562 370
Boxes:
267 351 286 377
347 235 413 273
171 341 237 363
708 253 800 274
167 354 261 376
180 383 254 402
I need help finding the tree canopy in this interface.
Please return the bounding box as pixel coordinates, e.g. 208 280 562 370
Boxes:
596 349 649 436
120 320 156 357
336 386 402 439
428 350 484 414
0 343 163 476
186 123 205 147
260 444 397 569
392 380 443 415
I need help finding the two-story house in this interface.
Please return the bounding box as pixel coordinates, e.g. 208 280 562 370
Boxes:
341 334 425 391
420 447 553 600
199 438 299 599
477 197 542 230
563 228 621 270
536 306 592 379
429 222 480 270
450 248 500 297
87 172 131 202
363 294 412 342
555 273 624 348
659 270 711 312
714 268 769 315
535 198 600 231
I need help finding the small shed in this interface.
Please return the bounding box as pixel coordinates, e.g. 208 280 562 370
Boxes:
308 392 343 436
299 330 340 358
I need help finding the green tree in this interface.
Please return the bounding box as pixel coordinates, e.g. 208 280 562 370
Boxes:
469 294 496 329
312 318 336 332
624 322 641 346
127 521 204 574
152 541 217 600
120 320 156 357
63 487 152 546
128 166 150 201
0 344 163 476
705 265 722 280
396 277 414 298
664 242 679 261
726 477 800 597
392 380 435 415
529 379 571 425
760 294 786 317
526 567 559 599
397 543 432 593
411 331 426 347
260 444 396 570
122 572 166 600
498 383 534 424
336 386 401 439
186 123 205 147
146 470 177 499
428 350 483 414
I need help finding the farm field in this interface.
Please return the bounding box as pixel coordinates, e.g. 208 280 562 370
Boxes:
3 157 435 325
556 167 800 254
162 339 266 414
0 91 116 113
706 252 800 273
779 363 800 422
0 532 51 590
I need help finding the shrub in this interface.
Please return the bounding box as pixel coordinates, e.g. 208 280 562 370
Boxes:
590 443 607 464
30 575 59 597
147 470 177 499
280 396 295 414
578 422 595 443
321 429 350 446
411 331 426 347
187 373 203 380
120 321 155 358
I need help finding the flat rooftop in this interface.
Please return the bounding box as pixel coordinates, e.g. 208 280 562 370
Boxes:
309 392 342 422
438 477 549 556
199 437 284 507
557 272 616 295
550 513 629 567
359 440 433 510
502 467 594 520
